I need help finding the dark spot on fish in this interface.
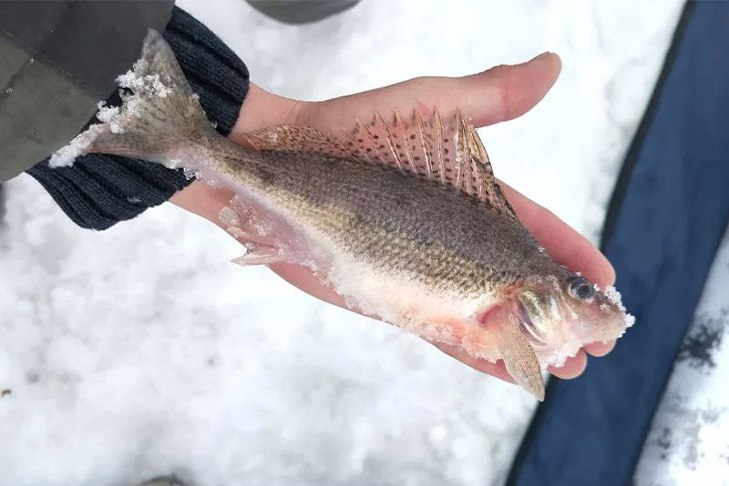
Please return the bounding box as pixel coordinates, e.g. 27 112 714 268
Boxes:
396 144 402 149
358 138 364 143
366 148 372 152
0 389 11 398
444 138 449 143
379 144 385 149
414 156 421 161
444 148 449 154
373 134 379 139
410 134 416 140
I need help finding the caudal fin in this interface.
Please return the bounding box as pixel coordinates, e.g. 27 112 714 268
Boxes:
49 30 216 169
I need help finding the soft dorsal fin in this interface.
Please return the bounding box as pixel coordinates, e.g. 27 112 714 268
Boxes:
243 125 353 160
242 110 519 221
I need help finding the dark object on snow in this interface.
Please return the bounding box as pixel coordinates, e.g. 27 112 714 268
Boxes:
137 475 188 486
0 1 250 230
507 2 729 485
246 0 360 24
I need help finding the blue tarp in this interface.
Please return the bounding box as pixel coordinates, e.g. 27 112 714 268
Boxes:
507 2 729 485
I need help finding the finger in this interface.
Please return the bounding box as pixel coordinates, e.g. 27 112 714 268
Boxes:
309 52 562 133
457 52 562 127
169 182 235 226
431 342 516 383
584 340 616 357
548 349 588 379
499 182 616 288
270 261 346 307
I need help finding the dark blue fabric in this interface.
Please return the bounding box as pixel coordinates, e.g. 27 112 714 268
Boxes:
507 2 729 485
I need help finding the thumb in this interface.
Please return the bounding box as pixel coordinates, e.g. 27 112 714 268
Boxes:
458 52 562 127
305 52 562 133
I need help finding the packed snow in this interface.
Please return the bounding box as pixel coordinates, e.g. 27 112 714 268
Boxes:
0 1 683 485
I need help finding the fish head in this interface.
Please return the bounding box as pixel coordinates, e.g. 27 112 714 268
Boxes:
513 274 633 367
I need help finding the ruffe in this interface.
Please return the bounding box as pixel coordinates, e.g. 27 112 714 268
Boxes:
51 31 634 401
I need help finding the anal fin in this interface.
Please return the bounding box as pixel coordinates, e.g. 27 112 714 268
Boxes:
219 195 320 269
231 247 285 266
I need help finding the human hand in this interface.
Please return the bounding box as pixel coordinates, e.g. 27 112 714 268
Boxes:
171 52 616 385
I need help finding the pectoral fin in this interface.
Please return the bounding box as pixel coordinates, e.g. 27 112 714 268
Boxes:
495 318 545 401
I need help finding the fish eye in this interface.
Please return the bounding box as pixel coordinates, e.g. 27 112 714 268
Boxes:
568 276 596 302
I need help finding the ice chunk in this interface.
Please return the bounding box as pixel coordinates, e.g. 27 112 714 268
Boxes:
116 61 173 98
604 285 636 327
48 125 104 168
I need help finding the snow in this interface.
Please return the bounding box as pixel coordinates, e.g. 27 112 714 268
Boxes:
604 285 635 327
47 124 104 168
0 1 683 485
117 66 173 99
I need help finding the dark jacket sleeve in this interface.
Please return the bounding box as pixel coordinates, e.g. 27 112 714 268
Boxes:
0 3 249 229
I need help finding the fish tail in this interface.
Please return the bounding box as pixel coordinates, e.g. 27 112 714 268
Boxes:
50 30 220 170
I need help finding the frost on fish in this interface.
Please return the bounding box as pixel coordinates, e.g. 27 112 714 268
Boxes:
50 30 635 401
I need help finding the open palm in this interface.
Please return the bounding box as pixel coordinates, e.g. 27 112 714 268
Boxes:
171 52 617 385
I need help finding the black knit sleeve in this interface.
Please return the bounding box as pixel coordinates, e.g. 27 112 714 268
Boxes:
26 7 250 230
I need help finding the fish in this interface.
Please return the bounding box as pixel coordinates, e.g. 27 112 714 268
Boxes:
50 30 634 400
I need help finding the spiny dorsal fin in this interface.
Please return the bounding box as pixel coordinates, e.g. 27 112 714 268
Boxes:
241 110 519 221
457 112 519 220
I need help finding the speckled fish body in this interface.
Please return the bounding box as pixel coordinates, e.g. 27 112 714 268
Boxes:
55 31 634 400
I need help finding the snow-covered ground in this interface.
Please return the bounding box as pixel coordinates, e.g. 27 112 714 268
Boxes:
0 1 683 485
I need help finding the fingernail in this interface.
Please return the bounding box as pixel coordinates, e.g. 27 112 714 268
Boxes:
529 51 553 62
